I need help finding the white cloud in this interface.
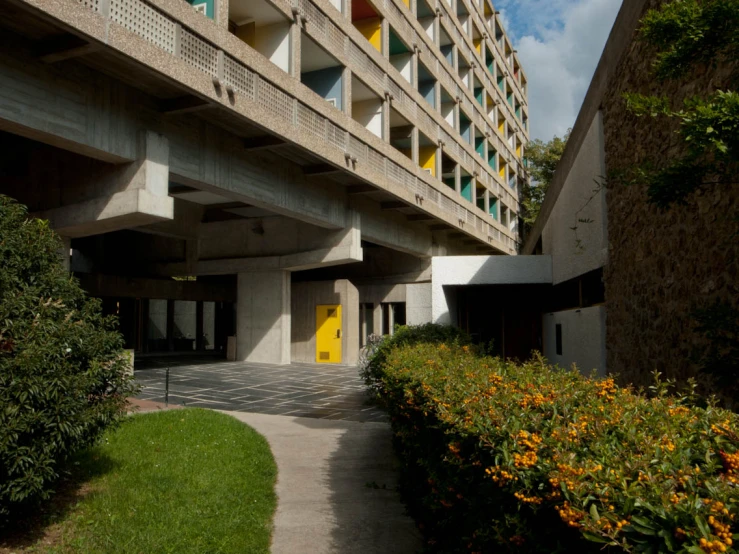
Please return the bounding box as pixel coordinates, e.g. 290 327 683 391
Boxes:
502 0 623 141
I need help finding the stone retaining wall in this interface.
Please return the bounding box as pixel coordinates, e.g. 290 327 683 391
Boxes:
601 0 739 402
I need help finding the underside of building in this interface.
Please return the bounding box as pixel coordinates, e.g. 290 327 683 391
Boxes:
1 0 530 366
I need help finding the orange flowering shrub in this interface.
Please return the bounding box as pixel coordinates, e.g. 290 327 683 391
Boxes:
372 336 739 553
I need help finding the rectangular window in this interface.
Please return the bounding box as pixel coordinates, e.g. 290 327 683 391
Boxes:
555 324 563 355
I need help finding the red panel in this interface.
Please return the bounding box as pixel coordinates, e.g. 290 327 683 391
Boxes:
352 0 378 21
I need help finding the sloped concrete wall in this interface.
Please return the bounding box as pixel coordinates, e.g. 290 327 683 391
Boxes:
542 112 608 285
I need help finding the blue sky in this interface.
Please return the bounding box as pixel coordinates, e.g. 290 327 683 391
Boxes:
496 0 623 141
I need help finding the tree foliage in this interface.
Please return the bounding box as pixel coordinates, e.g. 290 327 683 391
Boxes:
521 130 570 227
623 0 739 208
0 195 136 516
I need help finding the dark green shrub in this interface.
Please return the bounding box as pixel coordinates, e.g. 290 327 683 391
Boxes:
373 340 739 553
359 323 471 399
0 196 136 515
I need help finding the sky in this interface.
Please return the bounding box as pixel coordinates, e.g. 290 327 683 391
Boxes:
496 0 623 142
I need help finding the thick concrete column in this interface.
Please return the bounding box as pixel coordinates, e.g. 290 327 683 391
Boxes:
237 271 291 365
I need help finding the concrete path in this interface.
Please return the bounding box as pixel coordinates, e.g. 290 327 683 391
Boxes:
224 411 422 554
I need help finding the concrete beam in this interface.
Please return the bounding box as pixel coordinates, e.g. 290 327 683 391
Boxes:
346 184 376 194
156 211 363 275
32 131 173 238
77 273 236 301
407 214 434 221
303 164 342 176
138 198 204 240
243 135 288 150
160 95 213 115
37 34 100 63
381 201 408 210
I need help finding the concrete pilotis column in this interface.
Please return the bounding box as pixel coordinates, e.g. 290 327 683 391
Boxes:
388 303 395 335
236 271 291 364
373 303 383 336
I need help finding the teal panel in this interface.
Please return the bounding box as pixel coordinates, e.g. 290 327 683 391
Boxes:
488 149 497 170
475 136 485 158
460 176 473 202
474 87 484 107
186 0 214 18
476 196 485 210
489 197 498 220
497 75 504 92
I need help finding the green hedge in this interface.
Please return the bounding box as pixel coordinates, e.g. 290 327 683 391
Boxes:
370 331 739 553
0 196 136 516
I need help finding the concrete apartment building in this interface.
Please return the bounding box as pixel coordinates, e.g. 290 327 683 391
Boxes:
1 0 530 365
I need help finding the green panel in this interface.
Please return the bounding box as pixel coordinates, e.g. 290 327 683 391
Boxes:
475 87 484 107
186 0 215 18
476 196 485 210
389 31 410 55
443 177 456 190
488 150 497 170
489 197 498 220
497 75 505 92
460 176 473 202
475 136 485 158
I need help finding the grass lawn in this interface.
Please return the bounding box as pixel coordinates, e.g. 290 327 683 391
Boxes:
1 408 277 554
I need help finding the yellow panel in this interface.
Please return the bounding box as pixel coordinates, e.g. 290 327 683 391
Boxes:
354 18 382 52
516 144 521 157
419 146 436 177
316 304 342 363
499 159 506 180
401 0 410 6
474 39 482 54
235 21 256 48
498 114 505 135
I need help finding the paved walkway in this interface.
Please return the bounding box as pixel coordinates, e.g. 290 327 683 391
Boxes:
133 357 420 553
134 356 385 422
226 411 422 554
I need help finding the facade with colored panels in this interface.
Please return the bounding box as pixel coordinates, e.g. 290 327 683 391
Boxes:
0 0 528 367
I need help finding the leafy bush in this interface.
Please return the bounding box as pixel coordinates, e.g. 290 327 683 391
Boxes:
370 340 739 553
0 196 136 515
359 324 471 398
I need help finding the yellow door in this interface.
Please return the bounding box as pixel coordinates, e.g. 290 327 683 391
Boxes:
316 304 342 363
